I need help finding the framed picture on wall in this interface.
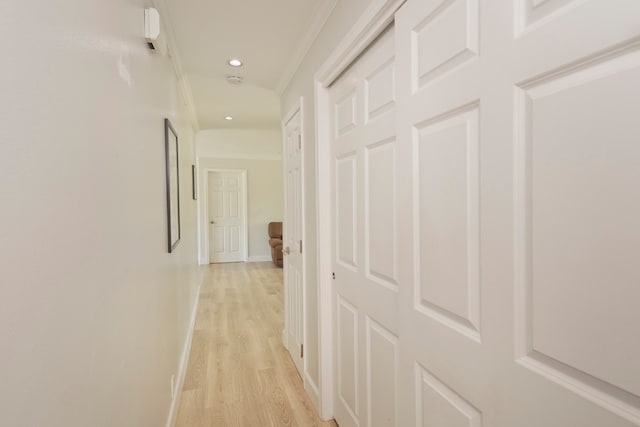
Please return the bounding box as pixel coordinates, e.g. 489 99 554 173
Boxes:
165 118 181 253
191 165 197 200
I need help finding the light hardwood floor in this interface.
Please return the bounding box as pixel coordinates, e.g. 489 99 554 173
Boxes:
175 262 337 427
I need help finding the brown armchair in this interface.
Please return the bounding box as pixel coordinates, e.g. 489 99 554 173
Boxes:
268 222 283 268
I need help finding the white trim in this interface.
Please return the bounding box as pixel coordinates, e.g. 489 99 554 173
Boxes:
281 105 291 364
248 255 272 262
201 169 249 264
283 98 303 127
314 79 333 420
241 170 249 263
275 1 338 95
166 283 201 427
314 0 405 420
151 0 199 132
299 97 308 399
282 96 308 389
281 109 290 385
305 371 321 415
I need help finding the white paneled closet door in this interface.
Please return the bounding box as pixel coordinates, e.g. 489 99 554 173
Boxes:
394 0 640 426
330 26 399 427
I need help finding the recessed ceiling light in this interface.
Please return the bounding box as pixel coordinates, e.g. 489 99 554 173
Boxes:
228 58 243 67
224 116 233 121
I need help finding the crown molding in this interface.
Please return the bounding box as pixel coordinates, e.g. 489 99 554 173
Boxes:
151 0 200 132
274 0 338 96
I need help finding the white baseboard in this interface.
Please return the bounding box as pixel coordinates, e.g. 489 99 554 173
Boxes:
247 255 272 262
305 372 323 418
166 283 201 427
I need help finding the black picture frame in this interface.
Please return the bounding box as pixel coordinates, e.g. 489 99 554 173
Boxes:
191 165 197 200
165 118 181 253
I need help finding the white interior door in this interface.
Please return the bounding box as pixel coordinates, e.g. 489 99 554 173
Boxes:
393 0 640 426
208 170 246 264
283 106 304 376
330 26 398 427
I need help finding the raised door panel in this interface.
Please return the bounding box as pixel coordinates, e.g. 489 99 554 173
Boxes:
365 140 397 290
516 0 582 34
367 318 398 427
336 92 357 138
211 191 224 218
294 167 301 242
336 155 358 269
211 226 225 254
287 168 295 244
293 269 301 341
228 226 240 253
338 296 360 424
510 1 640 423
286 166 301 247
226 176 239 190
287 265 302 345
416 365 482 427
414 105 480 341
515 46 640 413
365 59 395 122
227 191 239 218
413 0 479 89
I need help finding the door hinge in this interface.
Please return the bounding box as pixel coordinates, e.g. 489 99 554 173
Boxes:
298 134 302 149
299 240 302 254
300 344 304 358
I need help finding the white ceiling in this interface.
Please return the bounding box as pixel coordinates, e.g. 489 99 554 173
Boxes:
164 0 336 130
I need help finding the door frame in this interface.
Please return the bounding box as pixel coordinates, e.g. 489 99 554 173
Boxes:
202 168 249 264
314 0 405 419
281 96 308 387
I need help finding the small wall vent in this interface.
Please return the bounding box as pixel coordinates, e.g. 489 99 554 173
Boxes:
226 75 244 85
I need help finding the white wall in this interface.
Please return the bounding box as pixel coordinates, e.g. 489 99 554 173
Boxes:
197 128 283 263
0 2 200 426
197 129 282 160
198 158 284 262
279 0 374 399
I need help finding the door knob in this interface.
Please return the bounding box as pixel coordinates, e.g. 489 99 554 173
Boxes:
210 221 215 224
282 246 290 255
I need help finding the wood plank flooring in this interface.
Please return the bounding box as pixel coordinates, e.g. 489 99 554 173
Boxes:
175 262 336 427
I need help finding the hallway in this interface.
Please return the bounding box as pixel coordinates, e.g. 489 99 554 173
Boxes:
175 262 335 426
2 1 639 425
